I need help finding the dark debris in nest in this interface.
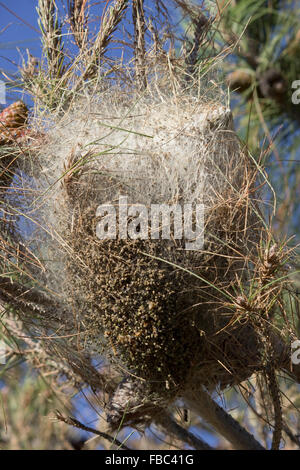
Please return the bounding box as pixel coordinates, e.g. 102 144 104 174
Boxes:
62 165 290 427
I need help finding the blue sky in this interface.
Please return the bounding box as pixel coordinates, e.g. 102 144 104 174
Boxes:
0 0 143 105
0 1 120 106
0 1 41 71
0 1 42 105
0 0 178 107
0 0 180 72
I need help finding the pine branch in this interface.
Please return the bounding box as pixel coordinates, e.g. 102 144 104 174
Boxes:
155 411 214 450
184 388 265 450
55 411 130 450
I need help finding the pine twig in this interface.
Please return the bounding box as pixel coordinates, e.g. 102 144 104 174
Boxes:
55 411 130 450
37 0 65 78
83 0 129 80
132 0 147 90
68 0 88 48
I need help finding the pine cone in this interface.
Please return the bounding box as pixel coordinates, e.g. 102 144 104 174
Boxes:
0 100 29 145
258 69 287 102
227 70 253 93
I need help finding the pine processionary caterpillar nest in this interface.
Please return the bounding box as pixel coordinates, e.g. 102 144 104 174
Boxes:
20 85 285 427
